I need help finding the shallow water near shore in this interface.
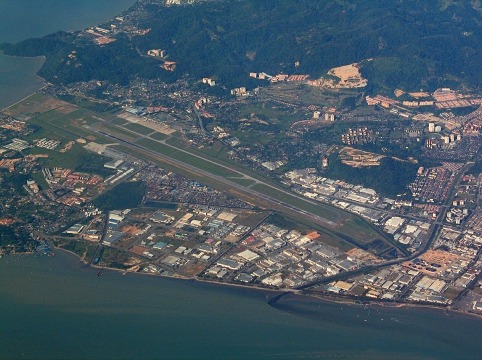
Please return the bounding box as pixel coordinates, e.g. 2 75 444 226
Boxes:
0 52 45 110
1 1 482 359
0 0 136 44
1 251 482 360
0 0 136 109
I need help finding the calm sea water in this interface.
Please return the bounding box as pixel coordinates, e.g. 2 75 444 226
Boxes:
1 2 482 359
1 252 482 360
0 0 136 109
0 52 45 110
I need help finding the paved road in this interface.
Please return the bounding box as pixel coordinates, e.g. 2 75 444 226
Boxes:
289 162 474 294
97 130 343 230
94 117 354 225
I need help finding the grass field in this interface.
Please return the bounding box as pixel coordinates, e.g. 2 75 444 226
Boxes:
338 217 386 245
3 93 53 116
100 123 141 141
28 111 80 142
110 117 128 126
25 144 90 169
165 136 283 184
227 177 256 187
170 151 238 177
7 94 393 250
236 101 304 129
124 122 155 136
149 132 168 141
135 138 178 156
251 183 349 222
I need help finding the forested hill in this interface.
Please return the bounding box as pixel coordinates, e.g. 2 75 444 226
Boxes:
2 0 482 91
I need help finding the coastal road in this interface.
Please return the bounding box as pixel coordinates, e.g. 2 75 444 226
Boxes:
283 162 475 297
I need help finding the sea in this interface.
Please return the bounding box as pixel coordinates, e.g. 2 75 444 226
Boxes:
1 2 482 359
2 252 482 360
0 0 136 110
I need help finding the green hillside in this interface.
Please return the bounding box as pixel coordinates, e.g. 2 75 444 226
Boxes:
2 0 482 91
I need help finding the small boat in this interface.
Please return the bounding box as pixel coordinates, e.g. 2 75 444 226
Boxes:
97 269 104 277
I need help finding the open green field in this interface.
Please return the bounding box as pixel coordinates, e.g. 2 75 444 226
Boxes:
135 138 178 156
110 117 128 126
8 94 392 250
236 100 304 129
227 177 256 187
26 107 110 144
25 144 112 176
25 123 71 142
124 122 155 136
30 109 66 124
62 110 104 126
28 111 80 142
149 132 168 141
26 145 85 169
230 129 287 145
165 136 283 184
180 140 237 163
170 151 238 177
235 211 272 228
339 217 387 245
3 93 50 116
100 123 141 141
251 183 349 222
47 109 93 124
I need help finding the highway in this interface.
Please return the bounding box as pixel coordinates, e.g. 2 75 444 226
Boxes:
34 96 476 307
283 162 475 296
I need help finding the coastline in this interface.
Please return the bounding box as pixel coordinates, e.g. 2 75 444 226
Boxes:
0 81 48 112
36 245 482 321
56 246 287 296
0 51 47 111
0 0 480 328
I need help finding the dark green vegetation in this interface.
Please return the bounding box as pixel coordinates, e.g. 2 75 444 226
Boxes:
99 247 132 269
467 160 482 175
3 0 482 91
1 32 165 86
325 155 418 198
0 225 34 252
0 172 28 194
74 152 115 176
0 172 47 252
52 238 97 262
27 145 115 177
93 181 146 211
